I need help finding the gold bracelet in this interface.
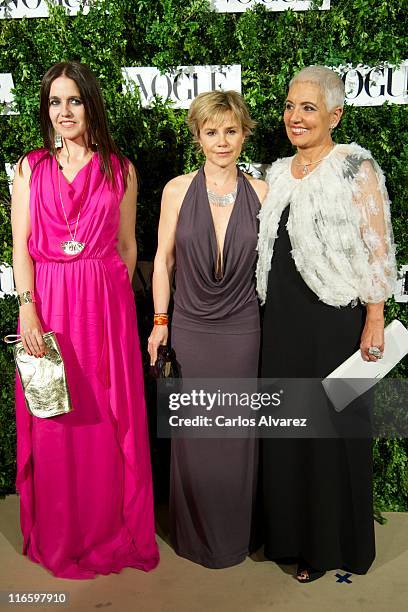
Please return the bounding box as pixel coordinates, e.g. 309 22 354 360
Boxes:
17 290 36 306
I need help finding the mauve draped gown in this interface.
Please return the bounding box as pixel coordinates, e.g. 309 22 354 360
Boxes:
169 166 261 568
15 149 159 579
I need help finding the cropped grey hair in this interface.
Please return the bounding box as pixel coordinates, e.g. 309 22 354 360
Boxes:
289 65 345 111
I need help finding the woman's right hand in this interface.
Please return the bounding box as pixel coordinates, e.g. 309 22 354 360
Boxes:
19 304 46 357
147 325 168 366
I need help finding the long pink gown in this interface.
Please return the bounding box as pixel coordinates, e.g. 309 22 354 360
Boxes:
15 148 159 579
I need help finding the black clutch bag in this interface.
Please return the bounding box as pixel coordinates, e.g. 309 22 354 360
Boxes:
150 345 180 379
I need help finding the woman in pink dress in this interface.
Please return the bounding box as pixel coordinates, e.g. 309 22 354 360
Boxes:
11 61 159 579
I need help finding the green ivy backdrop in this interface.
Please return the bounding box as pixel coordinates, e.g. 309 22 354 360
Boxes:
0 0 407 512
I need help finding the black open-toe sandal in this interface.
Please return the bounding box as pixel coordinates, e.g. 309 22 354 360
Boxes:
296 561 326 583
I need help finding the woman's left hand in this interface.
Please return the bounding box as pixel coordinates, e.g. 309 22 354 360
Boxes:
360 316 385 362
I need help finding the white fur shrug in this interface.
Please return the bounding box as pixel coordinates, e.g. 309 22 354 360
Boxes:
256 143 397 307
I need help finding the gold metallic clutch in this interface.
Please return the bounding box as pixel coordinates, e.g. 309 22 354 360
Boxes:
4 331 73 418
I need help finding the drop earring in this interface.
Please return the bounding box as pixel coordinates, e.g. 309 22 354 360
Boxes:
54 132 63 148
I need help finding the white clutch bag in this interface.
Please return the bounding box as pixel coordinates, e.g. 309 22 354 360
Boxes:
322 319 408 412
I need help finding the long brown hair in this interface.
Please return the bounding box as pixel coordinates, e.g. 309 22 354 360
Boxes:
37 61 125 184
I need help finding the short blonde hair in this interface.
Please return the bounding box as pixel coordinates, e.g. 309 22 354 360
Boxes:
289 65 345 111
187 90 256 141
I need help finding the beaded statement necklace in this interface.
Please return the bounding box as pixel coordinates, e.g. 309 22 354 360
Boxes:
207 183 238 207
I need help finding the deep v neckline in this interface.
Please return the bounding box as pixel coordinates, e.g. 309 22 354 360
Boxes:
202 166 241 279
56 153 94 186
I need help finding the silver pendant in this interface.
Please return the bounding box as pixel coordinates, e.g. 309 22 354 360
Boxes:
61 240 85 255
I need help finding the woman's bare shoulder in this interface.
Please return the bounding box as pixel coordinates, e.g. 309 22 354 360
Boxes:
164 171 198 192
161 171 199 211
163 171 198 196
243 173 269 203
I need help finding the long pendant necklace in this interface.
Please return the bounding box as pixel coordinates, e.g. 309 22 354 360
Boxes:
294 145 334 176
57 155 92 255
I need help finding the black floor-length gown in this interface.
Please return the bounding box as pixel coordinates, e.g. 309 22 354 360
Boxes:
170 167 261 568
261 205 376 574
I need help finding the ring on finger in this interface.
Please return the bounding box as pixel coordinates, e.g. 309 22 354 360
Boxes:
368 346 383 358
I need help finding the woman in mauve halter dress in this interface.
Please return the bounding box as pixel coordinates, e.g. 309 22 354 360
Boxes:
11 61 159 578
148 91 268 568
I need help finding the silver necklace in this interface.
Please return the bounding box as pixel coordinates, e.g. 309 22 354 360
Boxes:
207 183 238 207
57 156 92 255
294 146 334 176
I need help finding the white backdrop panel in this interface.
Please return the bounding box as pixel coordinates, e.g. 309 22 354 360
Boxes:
212 0 330 12
5 163 15 194
337 62 408 106
122 65 242 109
0 73 18 115
0 0 91 19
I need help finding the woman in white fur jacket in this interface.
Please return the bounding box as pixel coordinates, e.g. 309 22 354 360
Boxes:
257 65 397 583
